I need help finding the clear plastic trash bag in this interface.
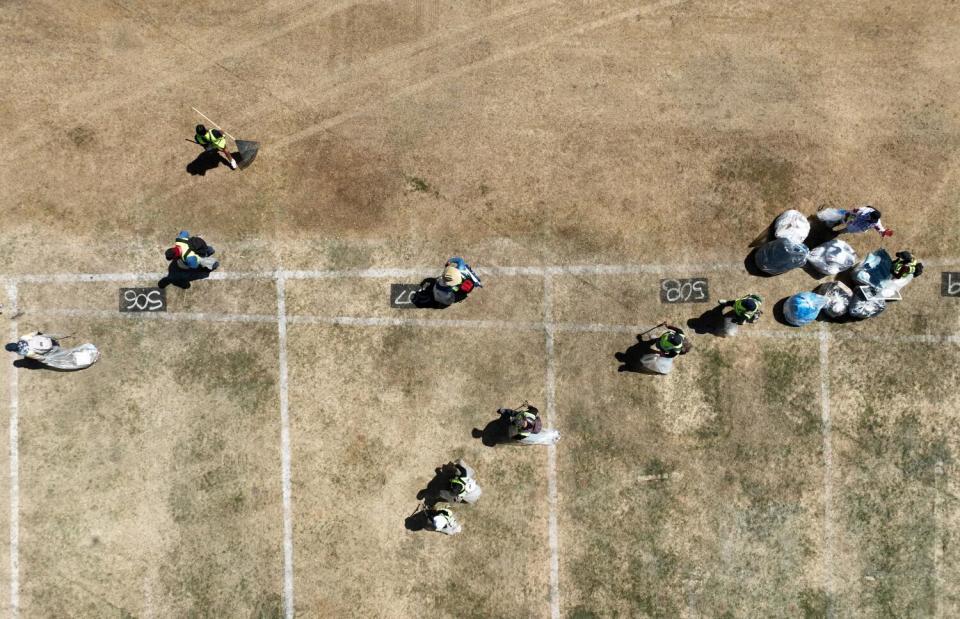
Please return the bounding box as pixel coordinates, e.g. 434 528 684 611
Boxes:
774 209 810 245
519 429 560 445
755 238 809 275
641 353 674 374
816 208 847 226
807 239 857 275
784 292 827 326
21 343 100 370
848 293 886 319
814 281 853 318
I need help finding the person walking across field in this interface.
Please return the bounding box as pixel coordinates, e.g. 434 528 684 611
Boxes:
716 294 763 337
437 459 482 505
164 230 219 271
639 323 691 374
194 124 238 170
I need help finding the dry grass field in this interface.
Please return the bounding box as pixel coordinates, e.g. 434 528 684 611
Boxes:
2 1 960 617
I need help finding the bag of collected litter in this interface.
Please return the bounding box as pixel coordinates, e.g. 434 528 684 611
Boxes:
814 281 853 318
41 344 100 370
755 238 809 275
852 249 893 288
848 293 886 320
773 210 810 245
784 292 827 326
641 353 674 375
816 208 847 226
520 429 560 445
807 239 858 275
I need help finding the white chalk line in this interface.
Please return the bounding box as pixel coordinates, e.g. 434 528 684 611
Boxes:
5 261 749 285
275 276 295 619
24 309 960 346
6 283 19 618
543 273 561 619
818 325 835 616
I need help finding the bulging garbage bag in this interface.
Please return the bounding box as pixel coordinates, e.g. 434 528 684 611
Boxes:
814 281 853 318
852 249 893 288
774 210 810 245
848 294 886 319
641 353 674 375
816 208 846 226
807 239 857 275
755 238 809 275
784 292 827 326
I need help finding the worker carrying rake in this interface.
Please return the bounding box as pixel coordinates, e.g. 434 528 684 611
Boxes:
639 323 691 375
195 124 238 170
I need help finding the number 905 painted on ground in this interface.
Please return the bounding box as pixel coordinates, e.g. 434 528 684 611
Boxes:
659 278 709 303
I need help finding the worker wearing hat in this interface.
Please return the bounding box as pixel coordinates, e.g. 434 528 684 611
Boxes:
717 294 763 337
195 124 238 170
164 231 218 270
432 257 482 306
654 324 690 358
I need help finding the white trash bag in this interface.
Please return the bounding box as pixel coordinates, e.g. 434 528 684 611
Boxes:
807 239 858 275
641 353 674 375
816 208 846 226
519 429 560 445
774 209 810 245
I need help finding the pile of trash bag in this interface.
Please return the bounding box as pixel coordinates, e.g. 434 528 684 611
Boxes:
784 292 827 326
814 281 853 318
773 209 810 245
807 239 858 275
755 238 809 275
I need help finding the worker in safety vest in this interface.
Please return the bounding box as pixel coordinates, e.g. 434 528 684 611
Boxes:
654 324 691 358
164 231 218 270
438 459 482 505
717 294 762 337
194 124 238 170
891 251 924 279
501 404 541 440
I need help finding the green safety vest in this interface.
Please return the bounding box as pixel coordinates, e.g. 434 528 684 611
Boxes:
449 477 468 496
196 129 226 150
892 259 917 278
658 331 682 352
516 411 537 437
734 296 762 320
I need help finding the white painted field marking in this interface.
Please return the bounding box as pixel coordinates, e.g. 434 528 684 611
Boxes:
818 325 835 613
275 275 295 619
20 308 960 347
542 274 561 619
288 315 543 332
6 283 19 618
9 261 753 285
35 309 277 324
933 459 944 617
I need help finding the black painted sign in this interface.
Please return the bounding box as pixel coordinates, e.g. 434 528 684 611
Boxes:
390 284 422 308
119 287 166 312
659 278 709 303
942 272 960 297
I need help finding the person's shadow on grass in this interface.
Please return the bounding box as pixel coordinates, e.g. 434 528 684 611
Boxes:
471 414 513 447
614 336 659 374
415 465 458 507
186 150 223 176
158 262 212 290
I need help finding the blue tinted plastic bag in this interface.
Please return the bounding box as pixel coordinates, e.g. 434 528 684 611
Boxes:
784 292 827 326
